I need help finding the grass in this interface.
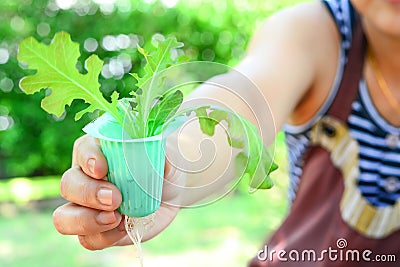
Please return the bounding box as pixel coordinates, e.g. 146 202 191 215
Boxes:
0 187 288 267
0 176 60 203
0 133 289 267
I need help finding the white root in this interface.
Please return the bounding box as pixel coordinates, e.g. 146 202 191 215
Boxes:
124 214 156 267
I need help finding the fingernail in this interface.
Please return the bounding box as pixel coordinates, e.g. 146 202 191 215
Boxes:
96 211 116 225
97 188 113 206
88 158 95 174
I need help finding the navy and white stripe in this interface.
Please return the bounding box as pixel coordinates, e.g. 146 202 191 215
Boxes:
322 0 353 52
349 81 400 207
284 0 400 208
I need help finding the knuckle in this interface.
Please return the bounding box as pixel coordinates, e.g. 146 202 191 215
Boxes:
79 234 109 251
95 234 112 250
78 235 97 251
73 135 93 162
52 208 66 234
76 212 96 235
60 169 72 200
74 135 97 155
80 179 96 206
76 209 101 235
73 137 84 154
78 220 92 235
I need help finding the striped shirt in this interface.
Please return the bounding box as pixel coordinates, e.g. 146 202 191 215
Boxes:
284 0 400 208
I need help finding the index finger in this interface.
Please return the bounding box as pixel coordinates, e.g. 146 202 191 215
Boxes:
72 135 108 179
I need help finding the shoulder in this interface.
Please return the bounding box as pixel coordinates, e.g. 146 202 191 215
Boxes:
267 1 342 126
243 1 342 128
251 1 338 49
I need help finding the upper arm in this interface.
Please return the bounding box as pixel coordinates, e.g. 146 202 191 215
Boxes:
236 1 338 132
186 1 338 143
174 2 339 199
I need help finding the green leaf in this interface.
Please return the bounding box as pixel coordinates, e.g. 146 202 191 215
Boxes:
75 105 97 121
240 119 276 190
128 36 187 138
226 115 245 148
17 31 277 190
189 106 277 190
132 37 180 91
194 106 217 136
147 90 183 136
17 32 122 125
209 110 228 122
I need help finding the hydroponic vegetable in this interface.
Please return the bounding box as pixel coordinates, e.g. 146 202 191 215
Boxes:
17 32 278 266
18 31 277 190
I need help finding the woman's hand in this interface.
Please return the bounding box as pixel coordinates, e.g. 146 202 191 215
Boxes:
52 135 181 250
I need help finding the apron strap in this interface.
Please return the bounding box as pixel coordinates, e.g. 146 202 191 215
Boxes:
327 16 367 120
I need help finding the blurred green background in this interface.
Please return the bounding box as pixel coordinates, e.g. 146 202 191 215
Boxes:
0 0 304 266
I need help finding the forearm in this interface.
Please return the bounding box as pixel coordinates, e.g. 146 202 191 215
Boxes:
165 70 276 207
164 2 324 206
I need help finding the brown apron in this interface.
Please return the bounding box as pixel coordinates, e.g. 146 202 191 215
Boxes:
249 17 400 267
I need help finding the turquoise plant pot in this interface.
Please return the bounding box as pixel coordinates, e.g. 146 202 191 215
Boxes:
83 113 166 217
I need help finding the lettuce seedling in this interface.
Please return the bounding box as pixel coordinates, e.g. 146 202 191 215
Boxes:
17 32 277 189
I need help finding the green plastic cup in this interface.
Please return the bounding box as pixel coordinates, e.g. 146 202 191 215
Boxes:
83 113 166 217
